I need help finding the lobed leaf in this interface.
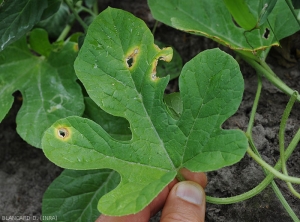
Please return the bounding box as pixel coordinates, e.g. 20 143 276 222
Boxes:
148 0 300 58
0 37 84 148
42 8 248 216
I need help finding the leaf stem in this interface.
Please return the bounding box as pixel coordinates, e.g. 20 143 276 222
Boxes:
246 75 262 135
152 20 159 35
64 0 88 32
78 6 96 17
247 147 300 184
93 0 99 15
244 74 299 220
239 54 300 102
206 127 300 204
246 92 299 221
279 91 300 198
56 24 72 42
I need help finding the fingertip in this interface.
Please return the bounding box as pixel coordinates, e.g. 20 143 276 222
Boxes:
161 181 206 222
180 168 207 188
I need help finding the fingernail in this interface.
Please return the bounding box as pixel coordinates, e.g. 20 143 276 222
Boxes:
175 182 204 205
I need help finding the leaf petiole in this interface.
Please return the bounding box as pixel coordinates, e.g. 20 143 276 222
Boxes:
239 53 300 103
56 24 72 42
64 0 88 31
245 77 299 220
279 91 300 198
247 147 300 184
207 127 300 204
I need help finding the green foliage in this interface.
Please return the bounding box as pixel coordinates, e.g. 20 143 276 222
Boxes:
0 36 84 147
84 0 97 9
256 0 278 27
83 97 131 140
42 169 120 221
0 0 47 50
148 0 300 220
223 0 257 30
155 40 182 80
164 93 182 120
42 97 127 219
36 2 70 39
41 0 62 20
29 29 53 57
1 0 298 219
42 8 248 216
148 0 300 58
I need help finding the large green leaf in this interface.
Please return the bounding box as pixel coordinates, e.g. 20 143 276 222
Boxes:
0 37 84 148
42 8 248 216
148 0 300 58
43 97 127 221
0 0 48 50
42 169 120 222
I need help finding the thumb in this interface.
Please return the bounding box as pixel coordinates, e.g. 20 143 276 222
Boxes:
160 181 206 222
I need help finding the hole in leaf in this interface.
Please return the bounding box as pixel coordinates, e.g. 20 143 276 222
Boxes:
263 28 270 39
126 57 133 67
57 128 68 139
125 48 139 68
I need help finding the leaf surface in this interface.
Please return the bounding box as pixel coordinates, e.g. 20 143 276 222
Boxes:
41 0 61 20
42 169 120 222
155 40 182 80
36 2 70 39
0 37 84 148
0 0 48 50
42 8 248 216
29 28 53 57
148 0 300 58
83 97 131 141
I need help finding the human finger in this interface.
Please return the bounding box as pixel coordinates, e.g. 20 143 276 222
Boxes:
160 181 206 222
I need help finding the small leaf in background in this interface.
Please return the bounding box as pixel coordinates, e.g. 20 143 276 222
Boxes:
83 97 131 141
84 15 95 27
223 0 257 30
148 0 300 58
256 0 278 27
155 40 182 80
42 169 120 221
29 29 52 57
0 0 48 51
164 92 182 120
68 32 84 44
0 37 84 148
36 2 70 39
42 8 248 216
84 0 97 9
